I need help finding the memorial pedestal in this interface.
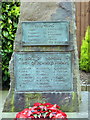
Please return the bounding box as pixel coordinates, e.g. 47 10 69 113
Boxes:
3 2 81 112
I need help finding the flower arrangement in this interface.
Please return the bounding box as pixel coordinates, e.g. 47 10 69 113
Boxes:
15 103 67 119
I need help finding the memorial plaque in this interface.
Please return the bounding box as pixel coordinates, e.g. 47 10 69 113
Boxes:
22 21 69 46
14 52 73 92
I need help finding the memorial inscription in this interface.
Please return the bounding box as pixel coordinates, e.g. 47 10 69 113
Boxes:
22 21 69 46
14 52 73 92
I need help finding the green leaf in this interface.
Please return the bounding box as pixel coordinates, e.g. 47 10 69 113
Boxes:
1 2 20 89
49 113 53 118
42 112 48 118
33 114 38 118
37 114 41 118
80 26 90 72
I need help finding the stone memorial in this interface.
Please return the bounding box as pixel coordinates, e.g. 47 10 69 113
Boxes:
3 2 81 112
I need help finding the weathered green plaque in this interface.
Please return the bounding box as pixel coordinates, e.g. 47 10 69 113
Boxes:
22 21 69 46
14 52 73 92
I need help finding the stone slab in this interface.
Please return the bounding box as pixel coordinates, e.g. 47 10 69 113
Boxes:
2 91 89 118
13 92 79 112
14 52 73 92
22 21 69 46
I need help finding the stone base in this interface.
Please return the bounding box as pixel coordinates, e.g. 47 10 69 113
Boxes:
3 91 80 112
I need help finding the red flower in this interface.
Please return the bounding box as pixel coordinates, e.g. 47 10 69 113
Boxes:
52 111 67 118
15 103 68 119
31 110 40 114
34 103 43 106
28 115 35 118
47 105 58 111
43 103 52 106
16 112 27 118
56 104 60 109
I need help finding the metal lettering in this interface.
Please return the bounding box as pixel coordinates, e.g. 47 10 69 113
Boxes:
15 52 73 91
22 21 69 46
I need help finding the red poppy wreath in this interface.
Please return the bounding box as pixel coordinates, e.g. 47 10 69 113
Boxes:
15 103 68 120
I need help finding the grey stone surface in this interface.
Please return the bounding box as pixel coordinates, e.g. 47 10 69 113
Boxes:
1 91 89 119
3 2 81 112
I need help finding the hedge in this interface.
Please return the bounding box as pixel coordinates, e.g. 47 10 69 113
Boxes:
1 2 20 89
80 26 90 72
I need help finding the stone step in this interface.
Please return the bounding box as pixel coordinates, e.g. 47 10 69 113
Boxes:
81 84 90 91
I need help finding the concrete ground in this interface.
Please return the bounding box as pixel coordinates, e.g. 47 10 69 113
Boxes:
0 91 90 120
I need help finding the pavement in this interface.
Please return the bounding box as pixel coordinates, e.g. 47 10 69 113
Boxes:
0 91 90 120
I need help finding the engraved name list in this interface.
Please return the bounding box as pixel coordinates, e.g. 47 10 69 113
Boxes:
14 52 73 92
